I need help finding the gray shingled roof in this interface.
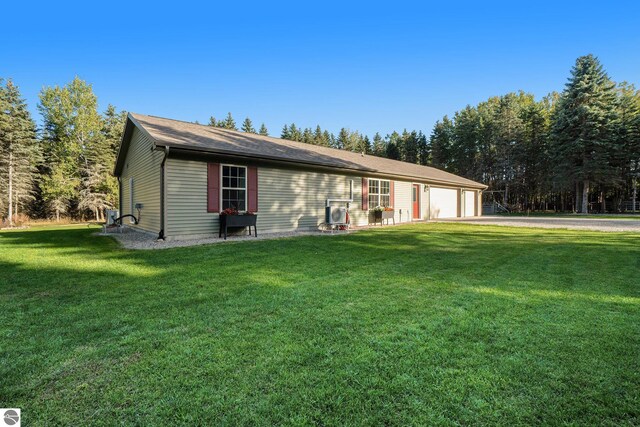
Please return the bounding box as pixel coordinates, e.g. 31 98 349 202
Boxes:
118 113 486 189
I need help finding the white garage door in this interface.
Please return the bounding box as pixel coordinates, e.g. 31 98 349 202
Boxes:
430 188 458 219
464 191 475 217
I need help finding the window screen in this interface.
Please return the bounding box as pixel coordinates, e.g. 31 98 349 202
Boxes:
221 165 247 210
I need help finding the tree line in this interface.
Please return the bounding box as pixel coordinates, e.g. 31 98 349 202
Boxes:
428 55 640 212
0 77 127 225
1 55 638 225
209 115 431 163
209 55 640 213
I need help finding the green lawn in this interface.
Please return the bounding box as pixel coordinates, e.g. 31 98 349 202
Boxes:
1 224 639 425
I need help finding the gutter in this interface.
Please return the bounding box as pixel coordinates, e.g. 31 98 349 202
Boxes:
158 146 170 240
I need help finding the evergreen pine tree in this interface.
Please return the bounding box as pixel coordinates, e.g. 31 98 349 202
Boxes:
101 105 127 210
336 128 349 150
258 123 269 136
372 132 386 157
302 127 314 144
417 131 430 165
289 124 302 141
386 141 401 160
323 130 335 148
616 82 640 208
429 116 454 170
0 79 40 224
386 131 401 160
360 135 372 154
313 125 325 146
550 54 619 213
450 106 480 177
281 124 290 139
241 117 256 133
223 112 237 130
402 130 419 163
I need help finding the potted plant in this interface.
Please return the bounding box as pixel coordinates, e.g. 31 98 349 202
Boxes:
371 206 395 225
219 208 258 239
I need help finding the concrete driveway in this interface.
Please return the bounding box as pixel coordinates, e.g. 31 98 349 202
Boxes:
436 215 640 232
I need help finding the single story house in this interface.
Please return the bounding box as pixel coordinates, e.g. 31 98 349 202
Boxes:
113 113 487 240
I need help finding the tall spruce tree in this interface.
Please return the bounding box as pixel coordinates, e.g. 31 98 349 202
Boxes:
258 123 269 136
241 117 256 133
313 125 326 146
280 124 290 139
0 79 40 225
305 127 317 144
429 117 454 169
360 135 372 154
386 132 401 160
450 106 480 179
616 82 640 210
417 131 429 165
324 130 336 148
386 141 401 160
288 124 302 141
372 132 386 157
222 112 237 130
336 128 349 150
100 105 127 210
518 96 553 210
551 54 619 213
401 130 419 163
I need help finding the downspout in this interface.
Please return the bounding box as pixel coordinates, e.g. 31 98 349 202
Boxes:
118 177 122 217
158 146 170 240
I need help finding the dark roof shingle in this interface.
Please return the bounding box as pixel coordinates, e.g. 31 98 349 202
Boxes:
125 113 486 189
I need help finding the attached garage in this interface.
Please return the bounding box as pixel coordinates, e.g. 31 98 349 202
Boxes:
429 187 458 219
463 190 476 217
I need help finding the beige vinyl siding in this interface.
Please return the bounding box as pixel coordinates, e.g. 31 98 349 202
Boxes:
258 167 365 232
120 128 162 233
165 159 214 236
165 159 370 238
392 180 412 223
163 157 476 239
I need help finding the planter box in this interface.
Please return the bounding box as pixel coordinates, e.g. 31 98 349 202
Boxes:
219 214 257 240
372 210 395 225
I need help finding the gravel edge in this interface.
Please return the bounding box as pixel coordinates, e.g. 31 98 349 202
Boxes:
97 229 355 250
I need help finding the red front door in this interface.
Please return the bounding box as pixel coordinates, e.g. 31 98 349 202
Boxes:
412 184 420 219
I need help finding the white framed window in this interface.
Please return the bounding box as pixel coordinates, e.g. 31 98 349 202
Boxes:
221 165 247 210
368 179 391 208
129 177 135 223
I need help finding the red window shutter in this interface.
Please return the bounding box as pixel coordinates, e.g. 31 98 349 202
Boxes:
390 180 395 207
207 163 220 213
247 166 258 212
362 178 368 210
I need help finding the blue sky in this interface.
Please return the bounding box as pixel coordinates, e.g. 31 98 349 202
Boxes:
3 1 639 137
